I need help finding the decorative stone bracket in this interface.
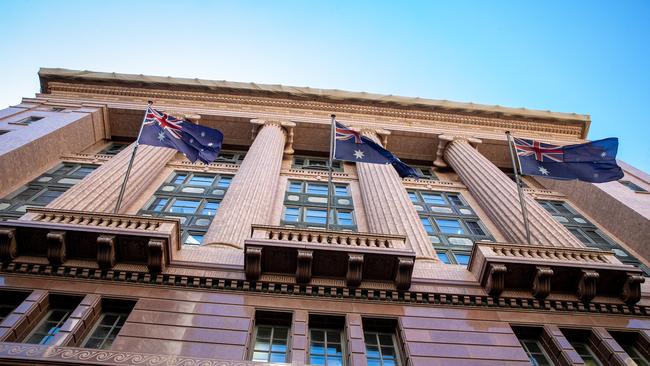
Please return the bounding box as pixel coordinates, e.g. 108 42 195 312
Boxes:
469 242 645 304
0 208 180 274
245 225 415 290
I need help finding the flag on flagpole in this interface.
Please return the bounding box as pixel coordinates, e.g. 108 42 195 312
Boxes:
513 137 624 183
138 106 224 164
333 122 423 178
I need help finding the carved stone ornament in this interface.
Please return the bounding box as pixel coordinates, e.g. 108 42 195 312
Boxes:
96 235 116 269
485 263 507 297
147 239 165 274
346 253 364 288
394 257 415 290
621 272 646 305
245 246 262 281
576 269 599 303
0 228 17 261
532 266 554 300
46 231 66 265
296 249 313 284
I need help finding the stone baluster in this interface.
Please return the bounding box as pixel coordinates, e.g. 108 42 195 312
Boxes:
355 128 437 261
442 136 584 247
203 119 292 249
47 143 176 213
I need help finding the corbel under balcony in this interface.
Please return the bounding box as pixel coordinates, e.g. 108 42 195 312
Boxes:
244 225 416 290
0 207 181 273
468 242 645 305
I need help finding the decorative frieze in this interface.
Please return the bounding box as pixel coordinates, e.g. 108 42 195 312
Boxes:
46 231 66 265
96 235 116 269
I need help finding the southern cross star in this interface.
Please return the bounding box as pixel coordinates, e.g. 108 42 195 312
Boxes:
601 151 607 157
353 150 365 159
538 166 550 175
157 131 166 142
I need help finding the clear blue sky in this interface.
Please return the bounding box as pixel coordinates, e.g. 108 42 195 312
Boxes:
1 0 648 171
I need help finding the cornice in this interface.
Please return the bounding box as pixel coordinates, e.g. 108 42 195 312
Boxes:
1 260 647 317
45 82 587 139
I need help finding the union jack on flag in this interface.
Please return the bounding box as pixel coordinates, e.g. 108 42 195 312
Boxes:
143 106 184 139
335 122 363 143
514 137 564 163
138 104 224 164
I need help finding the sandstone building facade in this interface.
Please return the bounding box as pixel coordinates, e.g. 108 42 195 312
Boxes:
0 68 649 365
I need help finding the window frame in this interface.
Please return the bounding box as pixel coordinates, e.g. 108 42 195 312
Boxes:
292 156 343 172
139 171 233 245
250 311 292 363
282 180 357 231
362 318 403 366
10 116 44 126
409 189 493 264
82 299 135 350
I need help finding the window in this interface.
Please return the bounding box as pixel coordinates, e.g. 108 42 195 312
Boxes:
609 331 650 366
50 107 66 112
139 171 233 245
363 318 402 366
0 130 9 135
0 290 29 323
293 156 343 172
561 329 604 366
512 327 555 366
282 180 357 231
0 163 98 220
99 142 130 156
619 180 648 193
215 150 247 165
309 315 346 366
83 299 135 350
410 190 493 265
10 116 44 125
409 165 438 180
24 294 82 345
251 311 292 363
537 200 649 274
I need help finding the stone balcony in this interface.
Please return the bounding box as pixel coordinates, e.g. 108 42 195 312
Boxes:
0 207 180 273
244 225 416 290
468 242 645 304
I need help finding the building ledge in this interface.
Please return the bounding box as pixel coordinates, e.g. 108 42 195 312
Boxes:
469 242 645 305
0 208 181 273
244 225 416 290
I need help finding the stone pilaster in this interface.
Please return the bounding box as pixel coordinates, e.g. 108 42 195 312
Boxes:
355 129 437 261
203 120 290 249
47 144 176 213
443 137 584 247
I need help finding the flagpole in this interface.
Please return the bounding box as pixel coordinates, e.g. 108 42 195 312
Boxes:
113 101 152 214
506 131 532 245
325 114 336 230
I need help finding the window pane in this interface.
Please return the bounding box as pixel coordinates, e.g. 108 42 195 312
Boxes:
307 183 329 195
421 193 445 205
172 174 187 184
435 219 465 234
184 233 204 245
337 211 354 226
283 207 300 222
420 217 434 234
437 252 451 264
288 182 303 193
202 201 219 216
149 197 168 212
447 194 463 206
73 166 97 177
408 192 418 202
33 189 64 204
217 177 232 188
466 221 486 236
334 185 349 196
305 208 327 224
188 175 214 186
454 253 470 265
168 199 200 214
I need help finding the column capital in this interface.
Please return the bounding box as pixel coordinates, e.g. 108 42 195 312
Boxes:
356 127 390 147
250 119 295 141
433 135 482 168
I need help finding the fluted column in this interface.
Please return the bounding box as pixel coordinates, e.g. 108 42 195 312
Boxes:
48 144 176 213
355 129 438 261
203 120 290 249
443 137 584 248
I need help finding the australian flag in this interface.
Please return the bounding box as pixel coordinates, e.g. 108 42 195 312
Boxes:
514 137 624 183
138 106 224 164
333 122 422 178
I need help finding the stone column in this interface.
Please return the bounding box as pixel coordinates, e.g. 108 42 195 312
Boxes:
47 143 176 213
355 129 437 261
443 137 584 248
203 120 291 249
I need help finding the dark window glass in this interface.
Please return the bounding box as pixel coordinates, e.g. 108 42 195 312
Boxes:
512 327 554 366
309 315 345 366
619 180 648 193
83 299 134 350
537 199 649 274
561 329 604 366
0 163 98 221
215 150 246 165
99 142 129 156
24 295 82 345
292 156 343 172
11 116 44 125
610 331 650 366
363 318 401 366
139 171 233 245
282 180 356 231
0 291 29 324
251 311 292 363
410 190 492 265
